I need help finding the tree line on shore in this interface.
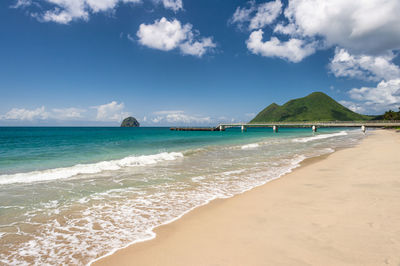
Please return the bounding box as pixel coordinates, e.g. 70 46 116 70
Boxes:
383 108 400 121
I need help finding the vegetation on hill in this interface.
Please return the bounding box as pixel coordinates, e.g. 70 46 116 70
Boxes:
250 92 372 122
383 108 400 120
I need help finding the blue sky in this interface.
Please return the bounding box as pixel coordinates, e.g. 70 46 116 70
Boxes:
1 0 400 126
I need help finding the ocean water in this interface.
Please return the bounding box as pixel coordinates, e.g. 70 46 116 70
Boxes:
0 127 366 265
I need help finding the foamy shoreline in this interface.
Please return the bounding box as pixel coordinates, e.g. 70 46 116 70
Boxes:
0 129 364 265
94 130 400 266
88 131 354 266
89 150 327 266
0 151 184 185
89 151 310 266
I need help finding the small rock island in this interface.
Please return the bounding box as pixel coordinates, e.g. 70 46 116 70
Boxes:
120 117 140 127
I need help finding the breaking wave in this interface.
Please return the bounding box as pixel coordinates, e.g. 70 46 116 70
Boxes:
0 152 184 185
241 143 260 149
292 131 348 143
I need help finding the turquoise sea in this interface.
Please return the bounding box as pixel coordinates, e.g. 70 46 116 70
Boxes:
0 127 366 265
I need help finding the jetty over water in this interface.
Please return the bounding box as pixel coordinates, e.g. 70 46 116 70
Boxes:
170 127 220 131
171 121 400 133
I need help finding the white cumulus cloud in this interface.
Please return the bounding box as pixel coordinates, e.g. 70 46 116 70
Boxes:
329 48 400 82
179 35 215 57
339 100 366 114
93 101 130 121
249 0 282 30
151 110 212 124
232 0 400 62
0 103 133 123
11 0 32 8
247 30 317 62
231 0 282 30
349 79 400 106
0 106 87 121
13 0 175 24
137 17 215 57
230 2 255 30
0 106 49 121
283 0 400 55
137 17 189 51
341 79 400 113
158 0 182 12
329 48 400 113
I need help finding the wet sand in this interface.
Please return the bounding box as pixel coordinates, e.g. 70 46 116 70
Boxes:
94 130 400 266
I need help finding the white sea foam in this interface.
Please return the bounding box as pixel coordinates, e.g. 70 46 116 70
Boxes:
191 176 205 182
241 143 260 149
87 154 311 265
0 151 317 266
0 152 184 185
292 131 347 143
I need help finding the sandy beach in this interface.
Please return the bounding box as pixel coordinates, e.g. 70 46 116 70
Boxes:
95 129 400 266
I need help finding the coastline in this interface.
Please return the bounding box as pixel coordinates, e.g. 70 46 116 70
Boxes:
1 128 363 265
88 135 330 266
93 129 400 266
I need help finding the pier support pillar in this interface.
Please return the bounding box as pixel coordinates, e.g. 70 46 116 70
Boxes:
273 125 278 133
361 125 366 133
241 125 247 132
312 125 317 133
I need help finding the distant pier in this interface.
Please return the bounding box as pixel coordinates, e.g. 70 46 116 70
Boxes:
170 127 223 131
170 121 400 132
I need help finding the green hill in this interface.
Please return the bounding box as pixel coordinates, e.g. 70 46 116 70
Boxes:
250 92 371 123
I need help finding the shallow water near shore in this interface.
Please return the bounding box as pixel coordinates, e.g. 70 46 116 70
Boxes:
0 127 366 265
